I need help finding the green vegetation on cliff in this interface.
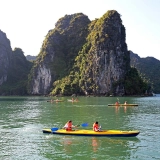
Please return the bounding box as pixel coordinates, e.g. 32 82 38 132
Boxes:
50 11 149 96
38 13 90 79
124 67 150 95
27 13 90 95
130 52 160 93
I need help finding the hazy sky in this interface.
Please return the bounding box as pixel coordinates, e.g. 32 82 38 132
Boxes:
1 0 160 60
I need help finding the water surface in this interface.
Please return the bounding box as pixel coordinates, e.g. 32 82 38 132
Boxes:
0 95 160 160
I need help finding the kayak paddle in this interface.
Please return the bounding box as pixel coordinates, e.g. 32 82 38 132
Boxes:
51 123 88 132
117 98 120 103
76 123 88 127
81 123 88 127
51 127 59 132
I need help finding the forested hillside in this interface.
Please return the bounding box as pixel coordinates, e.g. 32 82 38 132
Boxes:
0 48 33 95
130 51 160 93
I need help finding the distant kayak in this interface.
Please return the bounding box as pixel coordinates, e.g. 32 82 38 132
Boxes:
67 99 79 102
42 129 140 137
108 104 138 106
47 99 64 102
53 99 64 102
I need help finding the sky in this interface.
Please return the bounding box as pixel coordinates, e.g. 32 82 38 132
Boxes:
0 0 160 60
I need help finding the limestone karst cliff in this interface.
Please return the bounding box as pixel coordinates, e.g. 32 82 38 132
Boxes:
0 30 12 85
28 13 90 94
0 11 152 96
27 10 149 96
0 30 33 95
51 10 130 96
75 10 130 95
0 46 33 95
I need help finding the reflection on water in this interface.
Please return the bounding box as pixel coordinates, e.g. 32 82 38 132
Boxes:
90 137 140 160
92 137 99 152
46 134 140 160
61 137 73 153
114 105 136 114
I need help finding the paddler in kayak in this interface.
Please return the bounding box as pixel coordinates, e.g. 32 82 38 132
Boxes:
115 101 119 105
124 101 127 105
93 121 101 132
63 120 76 131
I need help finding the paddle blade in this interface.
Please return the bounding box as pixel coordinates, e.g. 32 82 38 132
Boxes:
81 123 88 127
51 127 59 132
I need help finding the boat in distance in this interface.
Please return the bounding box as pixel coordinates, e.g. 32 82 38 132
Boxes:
108 104 138 106
67 99 79 102
47 99 64 102
42 129 140 137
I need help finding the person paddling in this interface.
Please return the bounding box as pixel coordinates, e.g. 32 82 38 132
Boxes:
63 120 76 131
115 101 119 105
93 121 101 132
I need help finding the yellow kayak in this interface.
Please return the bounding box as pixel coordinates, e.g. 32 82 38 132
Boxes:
42 129 140 137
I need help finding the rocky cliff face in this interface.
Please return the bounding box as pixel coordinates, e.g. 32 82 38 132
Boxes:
77 10 130 96
28 13 90 94
28 10 130 96
29 64 52 94
96 11 130 95
0 30 12 85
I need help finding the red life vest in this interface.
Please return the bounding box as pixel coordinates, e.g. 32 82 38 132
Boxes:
93 123 99 131
65 122 72 131
115 102 119 105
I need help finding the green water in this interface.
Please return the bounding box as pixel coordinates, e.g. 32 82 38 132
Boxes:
0 96 160 160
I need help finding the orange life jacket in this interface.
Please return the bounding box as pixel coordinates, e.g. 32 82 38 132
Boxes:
115 102 119 105
93 123 99 131
65 122 72 131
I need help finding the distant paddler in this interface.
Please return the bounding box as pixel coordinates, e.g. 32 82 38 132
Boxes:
115 101 119 106
124 101 127 105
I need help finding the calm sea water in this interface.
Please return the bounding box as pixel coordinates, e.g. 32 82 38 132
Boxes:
0 95 160 160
